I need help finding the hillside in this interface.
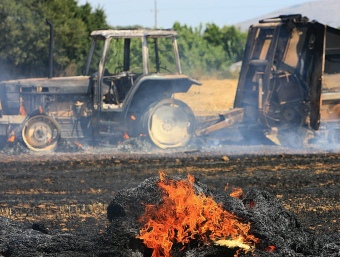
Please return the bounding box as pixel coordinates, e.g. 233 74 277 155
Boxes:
236 0 340 31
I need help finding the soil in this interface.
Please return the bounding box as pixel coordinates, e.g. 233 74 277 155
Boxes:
0 79 339 256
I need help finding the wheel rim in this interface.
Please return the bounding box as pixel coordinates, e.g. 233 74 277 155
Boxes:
147 100 195 148
280 107 301 126
22 115 60 151
328 130 340 144
277 128 307 148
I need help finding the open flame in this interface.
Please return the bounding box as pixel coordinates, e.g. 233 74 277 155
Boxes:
230 187 244 199
74 140 82 148
137 172 259 257
7 134 15 143
123 132 129 139
19 105 27 116
265 245 276 252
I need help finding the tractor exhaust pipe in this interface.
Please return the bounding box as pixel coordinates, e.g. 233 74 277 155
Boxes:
46 19 54 78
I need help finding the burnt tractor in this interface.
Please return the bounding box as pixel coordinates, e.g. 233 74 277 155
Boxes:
0 29 200 151
197 14 340 147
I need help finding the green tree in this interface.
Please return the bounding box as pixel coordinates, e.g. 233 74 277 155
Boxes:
0 1 247 81
204 23 247 63
0 0 108 80
0 0 44 79
221 25 247 63
173 22 246 79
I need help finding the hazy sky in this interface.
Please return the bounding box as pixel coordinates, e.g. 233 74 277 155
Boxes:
77 0 314 28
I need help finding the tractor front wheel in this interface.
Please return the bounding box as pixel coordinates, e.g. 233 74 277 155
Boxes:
22 115 61 152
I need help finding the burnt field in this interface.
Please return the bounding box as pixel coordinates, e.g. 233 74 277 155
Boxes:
0 143 339 256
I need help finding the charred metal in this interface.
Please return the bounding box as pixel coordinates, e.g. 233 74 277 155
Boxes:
0 29 200 151
200 14 340 147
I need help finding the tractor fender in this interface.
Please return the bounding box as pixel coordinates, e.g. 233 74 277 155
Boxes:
122 74 200 117
20 109 61 135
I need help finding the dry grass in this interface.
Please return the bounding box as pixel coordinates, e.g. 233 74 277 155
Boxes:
1 187 112 231
175 79 238 116
0 202 108 232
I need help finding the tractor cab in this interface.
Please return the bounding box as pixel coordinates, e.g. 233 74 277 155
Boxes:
85 29 185 112
84 29 200 148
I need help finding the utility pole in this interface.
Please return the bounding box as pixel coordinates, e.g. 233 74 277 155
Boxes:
154 0 158 28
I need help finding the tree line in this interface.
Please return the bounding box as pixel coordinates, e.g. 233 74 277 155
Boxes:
0 0 247 81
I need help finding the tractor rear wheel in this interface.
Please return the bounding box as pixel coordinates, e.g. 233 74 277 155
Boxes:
141 99 195 149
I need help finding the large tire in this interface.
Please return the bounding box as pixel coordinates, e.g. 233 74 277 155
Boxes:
328 129 340 144
277 128 308 148
22 115 61 152
141 99 195 149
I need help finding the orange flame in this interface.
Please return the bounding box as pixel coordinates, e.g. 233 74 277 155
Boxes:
230 187 244 199
131 115 136 120
137 172 259 257
265 245 276 252
123 132 129 139
74 140 82 148
19 105 27 116
39 106 43 113
7 134 15 142
224 183 229 191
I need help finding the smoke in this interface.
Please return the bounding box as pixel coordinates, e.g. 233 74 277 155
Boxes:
0 60 13 81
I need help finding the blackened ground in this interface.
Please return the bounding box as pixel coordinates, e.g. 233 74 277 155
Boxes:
0 140 339 256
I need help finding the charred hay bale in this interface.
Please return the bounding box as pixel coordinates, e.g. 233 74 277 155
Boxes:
106 175 256 256
243 189 312 256
0 216 99 257
240 189 340 257
106 177 163 254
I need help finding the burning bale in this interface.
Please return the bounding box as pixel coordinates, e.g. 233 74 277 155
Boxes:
107 173 340 257
136 173 259 257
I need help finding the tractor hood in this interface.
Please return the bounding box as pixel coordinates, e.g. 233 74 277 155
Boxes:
0 76 91 94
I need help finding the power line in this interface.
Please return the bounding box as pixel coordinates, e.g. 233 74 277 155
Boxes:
154 0 157 28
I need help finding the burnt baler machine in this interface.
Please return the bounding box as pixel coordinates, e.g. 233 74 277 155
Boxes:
197 14 340 147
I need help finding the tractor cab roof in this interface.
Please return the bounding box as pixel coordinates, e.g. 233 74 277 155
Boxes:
90 29 178 40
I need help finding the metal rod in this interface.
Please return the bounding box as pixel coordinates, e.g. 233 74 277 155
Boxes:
46 19 54 78
154 0 157 28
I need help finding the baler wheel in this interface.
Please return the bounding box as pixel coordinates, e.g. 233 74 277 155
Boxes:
328 129 340 144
